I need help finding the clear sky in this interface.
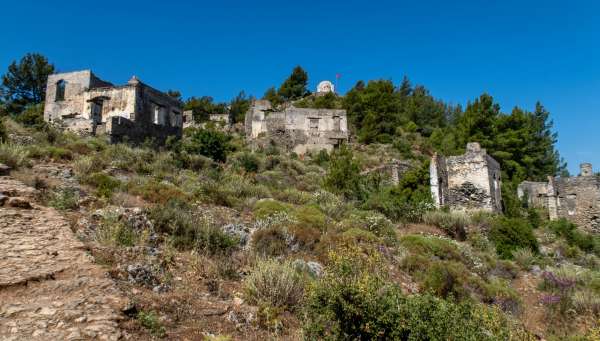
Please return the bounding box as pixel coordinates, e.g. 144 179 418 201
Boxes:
1 0 598 175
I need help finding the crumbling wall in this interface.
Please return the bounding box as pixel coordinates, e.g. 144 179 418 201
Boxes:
245 100 348 154
44 70 94 122
43 70 182 144
518 164 600 233
554 175 600 233
430 143 501 212
106 116 181 145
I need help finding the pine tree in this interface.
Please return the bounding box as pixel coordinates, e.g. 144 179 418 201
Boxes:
1 53 55 104
277 66 309 101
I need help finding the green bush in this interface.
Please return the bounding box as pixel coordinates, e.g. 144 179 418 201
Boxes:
244 259 305 309
85 172 121 198
324 144 364 200
0 143 29 169
423 210 470 240
548 218 600 256
137 310 166 338
181 127 232 162
94 213 139 247
28 145 73 161
48 187 80 211
236 151 261 173
148 200 237 254
15 104 45 128
252 226 289 257
303 247 528 340
489 217 539 259
253 200 291 219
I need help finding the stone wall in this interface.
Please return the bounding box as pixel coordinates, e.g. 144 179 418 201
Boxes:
518 164 600 233
430 143 502 212
43 70 182 144
245 100 348 154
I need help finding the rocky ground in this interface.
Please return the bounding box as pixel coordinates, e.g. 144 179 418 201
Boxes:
0 176 128 340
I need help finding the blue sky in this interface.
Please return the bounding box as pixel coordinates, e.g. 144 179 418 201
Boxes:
1 0 598 174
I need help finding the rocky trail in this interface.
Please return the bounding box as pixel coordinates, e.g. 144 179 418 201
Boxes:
0 176 127 340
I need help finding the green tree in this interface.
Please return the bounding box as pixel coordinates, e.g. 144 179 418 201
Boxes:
263 86 283 107
181 127 232 162
454 93 499 150
277 66 309 101
229 91 252 123
324 144 363 200
1 53 55 104
184 96 227 123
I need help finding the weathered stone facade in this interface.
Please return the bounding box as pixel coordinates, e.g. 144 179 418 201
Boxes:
518 163 600 233
245 100 348 154
182 111 230 129
361 159 413 186
430 142 502 212
44 70 183 144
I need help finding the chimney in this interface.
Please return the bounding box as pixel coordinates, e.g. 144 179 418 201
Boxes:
466 142 481 153
580 163 593 177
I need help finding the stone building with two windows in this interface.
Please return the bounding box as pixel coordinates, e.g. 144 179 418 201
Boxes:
44 70 183 143
244 99 348 155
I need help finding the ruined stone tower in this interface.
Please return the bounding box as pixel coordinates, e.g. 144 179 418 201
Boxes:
430 142 502 212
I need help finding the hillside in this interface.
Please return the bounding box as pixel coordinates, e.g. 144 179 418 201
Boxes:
1 114 599 340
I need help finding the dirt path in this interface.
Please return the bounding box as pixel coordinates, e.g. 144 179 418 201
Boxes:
0 176 127 340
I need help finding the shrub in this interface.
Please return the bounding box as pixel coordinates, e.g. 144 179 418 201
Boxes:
182 127 232 162
15 103 45 128
94 213 139 247
253 200 291 219
294 205 327 230
128 179 187 204
303 246 527 340
27 145 73 161
244 259 305 309
48 187 80 211
85 172 121 198
548 218 600 256
0 143 29 169
512 248 536 270
489 217 539 259
323 144 364 200
252 226 289 257
236 151 261 173
148 200 237 254
423 210 470 240
137 310 166 338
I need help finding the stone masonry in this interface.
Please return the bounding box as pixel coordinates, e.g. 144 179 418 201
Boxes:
44 70 183 144
518 163 600 233
430 142 502 212
244 99 348 155
0 177 127 340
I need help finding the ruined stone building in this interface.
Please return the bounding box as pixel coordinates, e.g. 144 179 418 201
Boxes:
244 99 348 155
361 159 413 186
430 142 502 212
518 163 600 233
182 110 231 129
44 70 183 143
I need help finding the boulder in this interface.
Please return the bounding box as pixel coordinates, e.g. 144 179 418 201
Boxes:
7 197 32 209
0 163 10 176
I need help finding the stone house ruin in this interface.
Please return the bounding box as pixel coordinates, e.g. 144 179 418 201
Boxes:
44 70 183 143
182 111 231 129
245 99 348 154
518 163 600 233
430 142 502 212
361 159 413 186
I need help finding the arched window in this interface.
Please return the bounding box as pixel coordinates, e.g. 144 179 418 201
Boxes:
55 80 66 102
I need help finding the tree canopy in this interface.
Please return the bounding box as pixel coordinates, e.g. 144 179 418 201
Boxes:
1 53 55 105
